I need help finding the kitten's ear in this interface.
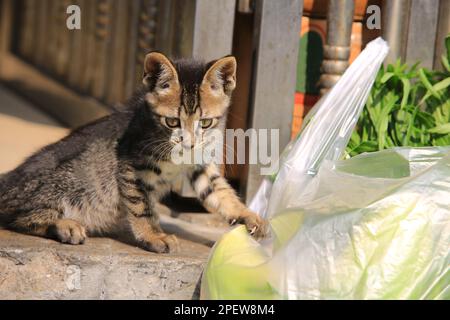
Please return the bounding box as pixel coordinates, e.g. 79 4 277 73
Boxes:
143 52 179 89
202 56 237 95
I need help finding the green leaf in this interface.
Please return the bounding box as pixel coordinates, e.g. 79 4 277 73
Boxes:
408 62 420 75
403 106 419 145
446 34 450 61
377 93 398 150
418 70 443 106
347 35 450 157
420 77 450 106
432 77 450 92
440 55 450 73
350 130 361 145
428 123 450 134
419 68 441 100
380 72 394 84
415 110 436 127
349 141 378 156
400 77 411 109
433 134 450 146
432 105 447 125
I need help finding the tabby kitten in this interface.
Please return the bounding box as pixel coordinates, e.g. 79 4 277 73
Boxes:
0 52 267 253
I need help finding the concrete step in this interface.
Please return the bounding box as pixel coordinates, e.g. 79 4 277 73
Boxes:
0 228 212 300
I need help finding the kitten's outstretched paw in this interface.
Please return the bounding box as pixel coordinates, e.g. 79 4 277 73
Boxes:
141 233 179 254
50 219 87 245
229 210 268 239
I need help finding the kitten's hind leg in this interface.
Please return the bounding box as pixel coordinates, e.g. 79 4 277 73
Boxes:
10 209 87 245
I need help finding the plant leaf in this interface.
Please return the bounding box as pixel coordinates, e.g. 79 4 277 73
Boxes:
380 72 395 84
419 68 441 100
441 55 450 73
446 34 450 61
348 36 450 157
403 105 419 145
377 93 398 150
428 123 450 134
400 77 411 109
432 77 450 93
349 141 378 156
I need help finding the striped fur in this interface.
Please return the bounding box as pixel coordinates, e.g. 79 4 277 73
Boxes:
0 53 266 253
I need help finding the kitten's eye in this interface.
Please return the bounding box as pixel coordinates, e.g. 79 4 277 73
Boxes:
160 82 170 89
200 118 213 129
165 117 180 128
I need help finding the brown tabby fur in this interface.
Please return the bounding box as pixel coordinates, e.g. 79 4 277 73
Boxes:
0 52 267 253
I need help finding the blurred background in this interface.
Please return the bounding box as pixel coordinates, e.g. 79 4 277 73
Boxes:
0 0 449 202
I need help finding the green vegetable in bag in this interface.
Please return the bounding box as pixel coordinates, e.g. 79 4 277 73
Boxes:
202 148 450 300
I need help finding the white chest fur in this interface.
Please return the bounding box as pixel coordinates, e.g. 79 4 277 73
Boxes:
137 161 195 198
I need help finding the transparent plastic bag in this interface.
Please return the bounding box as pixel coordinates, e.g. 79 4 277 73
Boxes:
201 38 450 299
250 37 390 218
202 148 450 299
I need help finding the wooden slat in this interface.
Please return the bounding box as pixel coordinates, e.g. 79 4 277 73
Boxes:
191 0 236 61
381 0 411 65
133 0 159 87
226 12 254 183
79 0 97 94
170 0 196 58
54 0 72 78
244 0 303 203
405 0 440 69
0 0 14 55
34 0 51 68
105 0 131 104
17 0 38 61
154 0 175 56
91 0 114 101
123 0 141 98
67 0 86 90
45 0 60 75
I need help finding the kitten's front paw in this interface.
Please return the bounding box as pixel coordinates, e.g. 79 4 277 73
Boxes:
229 210 268 239
49 219 87 245
140 233 179 254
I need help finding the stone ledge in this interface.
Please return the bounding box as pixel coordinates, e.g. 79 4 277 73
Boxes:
0 229 211 300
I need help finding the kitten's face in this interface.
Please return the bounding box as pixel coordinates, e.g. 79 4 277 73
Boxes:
142 52 236 160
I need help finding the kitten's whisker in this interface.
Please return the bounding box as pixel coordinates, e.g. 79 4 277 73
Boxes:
152 142 171 161
140 138 171 156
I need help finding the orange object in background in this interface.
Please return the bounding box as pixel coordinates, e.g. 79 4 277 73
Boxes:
291 0 381 138
292 92 319 139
